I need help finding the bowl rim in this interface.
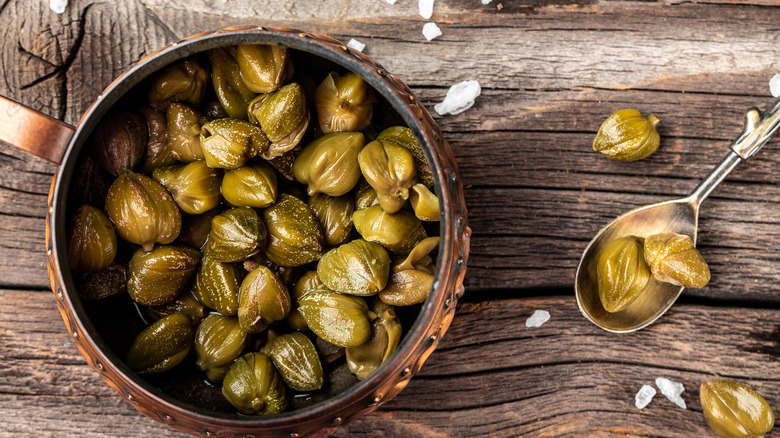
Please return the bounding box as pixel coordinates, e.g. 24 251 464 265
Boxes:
49 25 461 430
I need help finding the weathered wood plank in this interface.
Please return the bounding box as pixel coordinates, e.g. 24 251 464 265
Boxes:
2 289 779 437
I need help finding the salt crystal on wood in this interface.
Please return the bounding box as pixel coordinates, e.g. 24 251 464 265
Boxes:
422 23 442 41
525 310 550 328
50 0 67 14
434 80 481 116
655 377 687 409
482 0 493 4
419 0 434 19
384 0 397 4
770 74 780 98
635 385 656 409
347 38 366 52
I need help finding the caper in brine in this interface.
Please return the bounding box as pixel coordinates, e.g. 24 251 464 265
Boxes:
222 352 288 415
152 161 222 215
314 72 376 133
379 237 439 306
596 236 650 313
308 193 354 247
644 232 710 289
317 239 390 296
142 290 205 325
237 265 291 333
377 126 434 188
354 179 379 210
261 331 323 391
248 82 309 160
593 109 660 161
76 262 127 301
193 256 242 316
68 205 117 273
700 379 775 438
139 106 176 173
359 139 417 214
204 207 267 263
208 47 257 119
105 170 182 252
200 118 269 169
90 110 147 176
346 300 402 380
263 193 324 267
127 245 201 306
167 102 206 162
236 44 291 94
125 313 193 374
298 288 373 347
177 208 220 250
287 270 322 331
353 205 427 254
293 132 365 197
195 314 248 383
221 161 278 208
409 183 440 221
149 57 210 111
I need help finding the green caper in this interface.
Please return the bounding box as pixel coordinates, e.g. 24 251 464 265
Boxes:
125 313 193 374
700 379 775 438
248 82 309 159
308 193 354 247
317 239 390 296
314 72 376 133
287 270 322 331
292 132 365 197
593 109 660 161
644 232 710 288
195 314 248 383
200 118 269 169
127 245 201 306
237 265 291 333
105 170 182 252
68 205 117 273
376 126 434 188
177 208 220 250
71 156 112 209
222 352 288 415
261 331 323 391
354 178 380 210
90 110 147 176
346 300 402 380
204 207 266 263
221 161 278 208
142 290 205 325
148 57 209 111
166 102 206 162
596 236 650 313
193 256 242 316
409 183 440 221
208 47 257 119
236 44 291 94
352 205 427 254
379 237 439 306
358 139 417 214
152 161 222 215
263 193 324 267
76 262 127 301
139 106 176 173
298 287 373 347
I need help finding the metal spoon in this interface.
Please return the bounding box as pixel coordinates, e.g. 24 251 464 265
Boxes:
575 98 780 333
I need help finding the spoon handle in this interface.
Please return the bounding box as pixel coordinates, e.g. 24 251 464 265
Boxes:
688 97 780 206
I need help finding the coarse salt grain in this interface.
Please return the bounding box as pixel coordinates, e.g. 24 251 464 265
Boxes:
384 0 397 4
770 74 780 98
635 385 656 409
50 0 67 14
525 310 550 328
419 0 434 19
347 38 366 52
434 80 481 116
481 0 493 4
422 23 442 41
655 377 686 409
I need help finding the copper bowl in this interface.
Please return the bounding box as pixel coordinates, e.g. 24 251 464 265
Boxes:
1 25 469 437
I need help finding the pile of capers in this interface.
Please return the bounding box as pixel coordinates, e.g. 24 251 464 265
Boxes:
67 44 441 415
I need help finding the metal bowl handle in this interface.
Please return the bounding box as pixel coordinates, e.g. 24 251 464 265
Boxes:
0 95 74 165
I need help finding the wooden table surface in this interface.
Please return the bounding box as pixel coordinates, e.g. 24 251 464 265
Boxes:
2 0 780 436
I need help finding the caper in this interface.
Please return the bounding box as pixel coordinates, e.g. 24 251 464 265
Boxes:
596 236 650 313
293 132 365 197
222 352 288 415
593 109 660 161
177 208 220 250
261 331 324 391
314 72 376 133
354 178 380 210
68 205 117 273
287 270 322 331
76 262 126 301
195 314 248 383
125 313 193 374
139 106 176 173
248 82 309 159
376 126 434 188
409 183 440 221
308 193 354 247
237 265 291 333
317 239 390 296
166 102 206 162
142 290 205 325
127 245 201 306
379 237 440 306
263 193 324 267
700 379 775 438
298 288 373 347
236 44 291 94
644 232 710 288
204 207 266 263
152 161 222 215
200 118 269 169
193 256 242 316
221 161 278 208
105 170 182 252
90 110 147 176
358 139 417 214
346 300 402 380
148 57 209 111
352 205 427 254
208 47 257 119
70 156 111 209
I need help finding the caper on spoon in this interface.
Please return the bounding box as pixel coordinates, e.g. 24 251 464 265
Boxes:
575 98 780 332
